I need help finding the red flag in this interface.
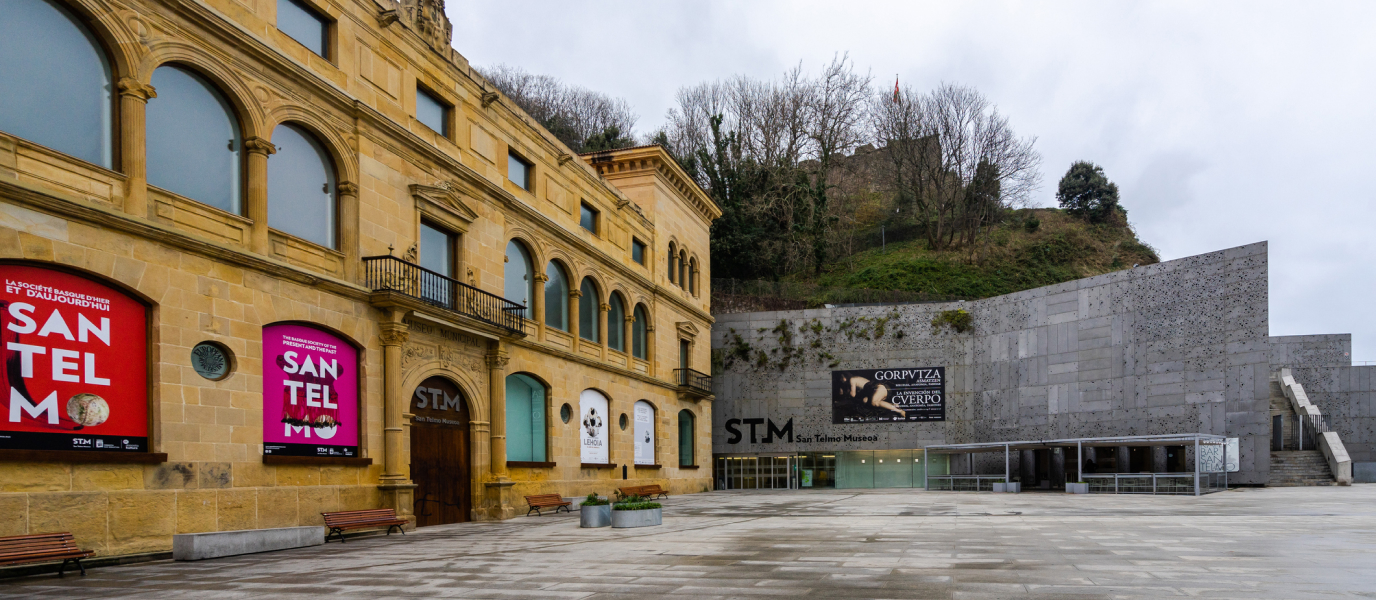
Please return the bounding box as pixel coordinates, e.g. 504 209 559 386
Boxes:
893 76 900 104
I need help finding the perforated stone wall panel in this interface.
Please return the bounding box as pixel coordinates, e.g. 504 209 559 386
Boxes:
712 241 1274 484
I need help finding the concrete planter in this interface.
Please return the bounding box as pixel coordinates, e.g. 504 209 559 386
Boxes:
580 504 611 528
611 507 662 528
992 482 1020 493
1066 483 1089 494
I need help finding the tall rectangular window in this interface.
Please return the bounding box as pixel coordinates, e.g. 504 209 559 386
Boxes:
277 0 328 58
419 221 454 277
631 238 646 265
416 86 449 136
508 150 531 190
579 202 598 234
419 221 455 307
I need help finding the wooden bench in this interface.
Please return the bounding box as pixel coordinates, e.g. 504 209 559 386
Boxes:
0 532 94 577
617 485 669 500
525 494 572 516
321 509 407 543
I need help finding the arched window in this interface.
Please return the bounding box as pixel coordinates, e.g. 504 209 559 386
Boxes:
667 242 677 285
632 304 648 360
578 277 599 343
0 0 112 168
543 261 569 331
147 65 242 214
689 257 698 296
504 240 533 309
678 250 687 289
607 292 626 352
678 409 695 466
268 123 336 248
505 373 546 462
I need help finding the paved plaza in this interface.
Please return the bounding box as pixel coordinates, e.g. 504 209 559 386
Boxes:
4 486 1376 599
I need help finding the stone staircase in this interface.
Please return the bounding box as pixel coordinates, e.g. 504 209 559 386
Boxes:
1270 451 1337 486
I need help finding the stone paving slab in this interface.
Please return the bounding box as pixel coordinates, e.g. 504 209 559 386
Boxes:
3 486 1376 599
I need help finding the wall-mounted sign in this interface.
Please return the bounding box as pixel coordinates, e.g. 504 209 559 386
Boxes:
412 376 467 427
634 400 654 465
0 264 148 452
262 323 359 457
579 389 608 464
832 368 945 424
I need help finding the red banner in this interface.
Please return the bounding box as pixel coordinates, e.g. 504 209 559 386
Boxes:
0 264 148 452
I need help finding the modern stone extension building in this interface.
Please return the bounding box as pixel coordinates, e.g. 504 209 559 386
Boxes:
710 242 1369 490
0 0 717 559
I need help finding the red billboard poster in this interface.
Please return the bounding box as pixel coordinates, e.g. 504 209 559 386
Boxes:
261 323 359 457
0 264 149 452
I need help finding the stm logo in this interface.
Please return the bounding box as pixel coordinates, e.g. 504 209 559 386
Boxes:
72 438 92 447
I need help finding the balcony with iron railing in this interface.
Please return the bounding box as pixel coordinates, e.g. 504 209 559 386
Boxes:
362 255 526 336
675 368 713 397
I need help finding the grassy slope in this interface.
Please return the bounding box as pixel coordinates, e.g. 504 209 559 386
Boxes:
809 209 1160 299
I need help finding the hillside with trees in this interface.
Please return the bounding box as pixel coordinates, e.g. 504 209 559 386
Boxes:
482 59 1159 307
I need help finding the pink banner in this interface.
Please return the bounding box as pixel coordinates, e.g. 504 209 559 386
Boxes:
262 323 359 457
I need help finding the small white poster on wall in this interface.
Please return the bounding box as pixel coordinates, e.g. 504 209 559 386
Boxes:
634 400 655 465
579 389 609 464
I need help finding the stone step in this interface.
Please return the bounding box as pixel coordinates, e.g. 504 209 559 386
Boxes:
1269 450 1334 486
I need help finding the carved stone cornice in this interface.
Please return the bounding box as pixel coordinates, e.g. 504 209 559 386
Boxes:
398 0 453 55
243 137 277 156
410 183 477 228
337 182 360 196
533 274 549 284
485 353 509 370
599 303 610 313
379 321 410 346
117 77 157 102
568 290 582 299
676 321 700 338
377 8 399 27
481 91 500 108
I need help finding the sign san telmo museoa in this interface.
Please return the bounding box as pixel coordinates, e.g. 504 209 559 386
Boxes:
262 323 360 458
832 368 945 423
0 264 150 453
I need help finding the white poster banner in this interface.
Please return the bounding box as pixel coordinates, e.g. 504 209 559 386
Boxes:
634 400 655 465
579 389 609 464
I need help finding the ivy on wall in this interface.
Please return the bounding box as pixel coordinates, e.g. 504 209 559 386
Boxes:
931 309 973 334
721 311 906 373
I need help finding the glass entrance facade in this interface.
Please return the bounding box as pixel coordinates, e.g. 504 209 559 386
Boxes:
714 451 950 490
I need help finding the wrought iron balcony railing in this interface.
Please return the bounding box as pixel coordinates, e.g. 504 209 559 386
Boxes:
363 255 526 335
675 368 713 396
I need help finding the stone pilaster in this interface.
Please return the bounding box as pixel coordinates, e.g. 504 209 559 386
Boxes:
483 342 516 520
568 288 581 352
117 78 155 219
243 137 276 254
599 302 609 360
377 310 416 521
337 181 360 283
533 273 547 342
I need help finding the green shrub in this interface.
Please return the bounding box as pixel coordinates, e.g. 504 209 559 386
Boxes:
931 308 973 333
581 493 609 506
612 494 662 511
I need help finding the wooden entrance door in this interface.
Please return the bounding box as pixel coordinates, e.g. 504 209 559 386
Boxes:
410 376 471 527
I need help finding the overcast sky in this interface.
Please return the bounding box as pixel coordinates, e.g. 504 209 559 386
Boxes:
447 1 1376 361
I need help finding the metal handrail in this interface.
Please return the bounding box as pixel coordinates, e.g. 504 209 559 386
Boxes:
362 255 526 335
674 368 712 395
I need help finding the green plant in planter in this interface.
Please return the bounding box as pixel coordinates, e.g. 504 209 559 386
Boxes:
582 493 609 506
931 309 973 333
612 494 662 511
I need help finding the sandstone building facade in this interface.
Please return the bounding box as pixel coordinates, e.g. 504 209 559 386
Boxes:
0 0 718 558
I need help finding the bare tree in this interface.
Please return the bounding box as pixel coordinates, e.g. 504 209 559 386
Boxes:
871 82 1040 252
659 56 871 276
480 64 638 153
